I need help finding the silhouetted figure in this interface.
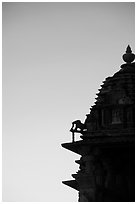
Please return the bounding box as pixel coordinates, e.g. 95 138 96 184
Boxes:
70 120 86 132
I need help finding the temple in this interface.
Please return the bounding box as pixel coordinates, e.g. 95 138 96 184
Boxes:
61 46 135 202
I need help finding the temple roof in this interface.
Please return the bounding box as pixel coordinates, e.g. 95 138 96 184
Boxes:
94 45 135 107
62 45 135 150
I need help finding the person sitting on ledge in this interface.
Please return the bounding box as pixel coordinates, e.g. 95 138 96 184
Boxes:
70 120 87 133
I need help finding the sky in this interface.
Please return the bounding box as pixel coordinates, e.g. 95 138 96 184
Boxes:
2 2 135 202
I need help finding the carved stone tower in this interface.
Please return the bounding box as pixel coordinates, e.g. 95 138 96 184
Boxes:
61 46 135 202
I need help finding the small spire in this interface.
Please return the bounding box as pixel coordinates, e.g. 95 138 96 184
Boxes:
122 45 135 64
126 45 132 53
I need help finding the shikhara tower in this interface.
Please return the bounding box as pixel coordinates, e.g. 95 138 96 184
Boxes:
62 46 135 202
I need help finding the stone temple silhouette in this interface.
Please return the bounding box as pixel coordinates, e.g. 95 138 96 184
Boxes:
61 46 135 202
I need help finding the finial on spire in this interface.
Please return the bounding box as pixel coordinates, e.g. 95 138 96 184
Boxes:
122 45 135 63
126 45 132 53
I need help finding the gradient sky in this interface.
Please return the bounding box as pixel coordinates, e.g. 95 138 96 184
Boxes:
2 2 135 202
